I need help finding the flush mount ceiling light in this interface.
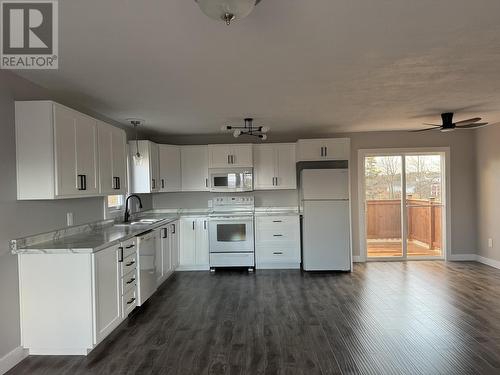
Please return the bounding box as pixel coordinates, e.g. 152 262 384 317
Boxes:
195 0 261 25
221 118 269 140
127 118 145 166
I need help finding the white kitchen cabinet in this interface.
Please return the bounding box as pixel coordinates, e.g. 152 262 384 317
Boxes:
17 238 140 355
181 145 209 191
128 140 160 193
156 224 175 286
15 101 101 199
178 217 209 270
94 244 122 344
98 121 127 195
159 144 181 192
296 138 350 161
254 143 296 190
170 220 180 271
208 144 253 168
255 215 301 269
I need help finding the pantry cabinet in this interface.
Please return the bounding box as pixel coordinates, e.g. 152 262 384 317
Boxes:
208 144 253 168
97 121 127 195
296 138 350 161
158 144 181 192
16 101 100 199
254 143 296 190
178 217 209 270
128 140 160 193
181 145 209 191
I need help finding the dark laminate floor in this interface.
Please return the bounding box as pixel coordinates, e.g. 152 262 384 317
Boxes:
8 261 500 375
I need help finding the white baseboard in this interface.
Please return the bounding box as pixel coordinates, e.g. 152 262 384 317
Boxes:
448 254 477 261
352 256 365 263
0 346 28 375
476 255 500 270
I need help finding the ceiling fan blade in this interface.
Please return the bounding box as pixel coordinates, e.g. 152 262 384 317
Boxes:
422 123 441 127
454 117 482 125
410 127 442 132
455 122 489 129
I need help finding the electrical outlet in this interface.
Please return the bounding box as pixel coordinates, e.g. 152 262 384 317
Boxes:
66 212 73 226
488 238 493 248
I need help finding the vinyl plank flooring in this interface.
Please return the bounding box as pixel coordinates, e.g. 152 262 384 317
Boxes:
8 262 500 375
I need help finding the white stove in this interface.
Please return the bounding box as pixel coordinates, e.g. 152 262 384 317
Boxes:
209 196 255 271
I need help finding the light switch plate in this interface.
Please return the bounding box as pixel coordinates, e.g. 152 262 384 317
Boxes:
66 212 73 226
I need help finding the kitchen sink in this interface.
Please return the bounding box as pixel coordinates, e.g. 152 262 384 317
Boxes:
114 218 162 227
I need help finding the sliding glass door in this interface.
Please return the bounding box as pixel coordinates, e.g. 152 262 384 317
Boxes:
364 152 445 260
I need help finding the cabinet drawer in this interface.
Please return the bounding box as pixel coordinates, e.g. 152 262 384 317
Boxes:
121 238 137 258
256 245 300 263
256 215 299 229
122 287 137 318
256 228 298 244
120 253 137 277
121 269 137 295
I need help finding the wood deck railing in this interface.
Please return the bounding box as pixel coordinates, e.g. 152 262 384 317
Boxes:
366 198 442 250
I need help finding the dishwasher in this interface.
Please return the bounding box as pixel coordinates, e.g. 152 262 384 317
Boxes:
136 231 158 306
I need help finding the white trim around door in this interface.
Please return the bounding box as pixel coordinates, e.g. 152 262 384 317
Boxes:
358 147 451 262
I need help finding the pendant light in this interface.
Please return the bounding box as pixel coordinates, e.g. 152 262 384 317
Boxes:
195 0 261 25
128 119 145 166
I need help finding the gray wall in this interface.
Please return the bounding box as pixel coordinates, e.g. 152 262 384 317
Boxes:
476 125 500 261
152 190 298 209
0 71 151 359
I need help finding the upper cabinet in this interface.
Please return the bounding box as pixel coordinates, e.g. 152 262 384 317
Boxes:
128 140 160 194
16 101 100 199
98 121 127 195
208 144 253 168
158 145 181 192
181 145 209 191
254 143 296 190
296 138 350 161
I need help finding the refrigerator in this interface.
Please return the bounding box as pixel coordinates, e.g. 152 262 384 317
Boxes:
301 168 351 271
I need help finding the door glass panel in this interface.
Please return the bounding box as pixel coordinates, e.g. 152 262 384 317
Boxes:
217 224 246 242
405 155 444 258
365 156 403 258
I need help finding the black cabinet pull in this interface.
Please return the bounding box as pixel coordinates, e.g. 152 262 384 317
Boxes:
125 244 135 249
125 261 135 267
118 247 124 262
126 277 136 284
272 220 282 223
171 224 176 234
152 179 156 189
192 221 195 230
126 297 136 305
325 147 328 156
204 220 207 230
163 228 168 238
273 234 283 237
205 178 208 188
113 176 121 190
161 179 165 189
77 174 86 190
273 251 283 255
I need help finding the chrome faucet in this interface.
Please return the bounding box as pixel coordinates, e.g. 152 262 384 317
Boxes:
124 194 143 223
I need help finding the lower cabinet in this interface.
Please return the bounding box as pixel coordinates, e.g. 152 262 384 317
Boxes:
255 215 301 269
178 217 209 270
17 238 138 355
155 220 179 286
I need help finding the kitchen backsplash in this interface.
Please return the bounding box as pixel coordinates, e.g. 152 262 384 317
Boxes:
152 190 299 209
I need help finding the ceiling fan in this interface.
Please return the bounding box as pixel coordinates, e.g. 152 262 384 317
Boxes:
411 112 493 132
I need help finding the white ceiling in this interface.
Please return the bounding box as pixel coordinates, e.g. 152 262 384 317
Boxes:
16 0 500 138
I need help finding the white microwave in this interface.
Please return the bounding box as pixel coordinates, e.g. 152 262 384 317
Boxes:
208 168 253 192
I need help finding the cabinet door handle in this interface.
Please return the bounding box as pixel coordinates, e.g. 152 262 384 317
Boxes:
320 147 324 157
83 175 87 190
118 247 124 262
273 234 283 237
125 244 135 249
125 260 135 267
171 223 176 234
272 220 282 223
205 178 208 188
126 297 136 305
204 220 207 230
77 175 84 190
113 176 120 190
227 155 231 164
324 146 328 157
273 251 283 255
161 179 165 189
152 179 156 189
192 221 195 230
126 277 136 284
163 228 168 238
